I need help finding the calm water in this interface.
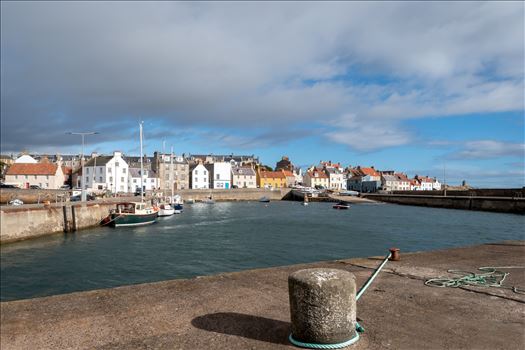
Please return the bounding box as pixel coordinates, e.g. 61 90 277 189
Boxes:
1 201 524 301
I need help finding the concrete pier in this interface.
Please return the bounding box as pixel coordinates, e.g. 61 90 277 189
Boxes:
1 241 524 349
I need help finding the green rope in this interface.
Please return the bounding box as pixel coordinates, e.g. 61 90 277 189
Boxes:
289 328 360 349
425 266 525 294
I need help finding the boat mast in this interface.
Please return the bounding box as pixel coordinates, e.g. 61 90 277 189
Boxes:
140 121 144 203
170 146 174 199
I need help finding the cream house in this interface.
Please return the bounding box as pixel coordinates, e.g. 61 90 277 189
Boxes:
5 163 65 189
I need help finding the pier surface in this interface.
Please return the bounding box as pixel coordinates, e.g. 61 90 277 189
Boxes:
2 242 524 349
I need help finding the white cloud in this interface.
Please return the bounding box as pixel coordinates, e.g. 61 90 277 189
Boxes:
0 2 523 151
451 140 525 160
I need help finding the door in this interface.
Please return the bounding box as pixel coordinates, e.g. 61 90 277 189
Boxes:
225 183 229 189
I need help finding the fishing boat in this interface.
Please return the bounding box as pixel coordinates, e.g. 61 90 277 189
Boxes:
259 196 270 203
107 202 159 226
302 194 309 206
333 202 350 210
103 122 159 226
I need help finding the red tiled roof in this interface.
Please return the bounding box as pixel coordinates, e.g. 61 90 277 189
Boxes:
282 170 294 177
259 170 286 179
62 166 72 175
6 163 58 176
395 173 410 181
308 170 329 179
360 167 379 177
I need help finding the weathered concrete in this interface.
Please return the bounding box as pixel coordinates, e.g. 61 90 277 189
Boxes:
363 193 525 214
0 202 114 243
289 268 356 344
1 241 524 349
178 188 291 202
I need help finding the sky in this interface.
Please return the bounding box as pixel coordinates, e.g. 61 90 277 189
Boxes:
1 1 524 187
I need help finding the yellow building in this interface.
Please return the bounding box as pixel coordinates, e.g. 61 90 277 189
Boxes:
257 169 287 188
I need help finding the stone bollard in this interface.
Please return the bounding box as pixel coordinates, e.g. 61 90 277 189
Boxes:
289 268 357 346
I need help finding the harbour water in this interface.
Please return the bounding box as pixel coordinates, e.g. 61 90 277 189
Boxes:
1 201 524 301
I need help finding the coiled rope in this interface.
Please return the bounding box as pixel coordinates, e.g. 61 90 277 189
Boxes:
289 252 392 349
425 266 525 294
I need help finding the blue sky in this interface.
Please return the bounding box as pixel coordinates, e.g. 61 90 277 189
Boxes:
1 2 524 187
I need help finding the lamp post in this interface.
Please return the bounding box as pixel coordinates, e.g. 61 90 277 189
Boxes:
66 132 99 202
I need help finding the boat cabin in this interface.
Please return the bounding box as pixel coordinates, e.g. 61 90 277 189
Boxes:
116 202 146 214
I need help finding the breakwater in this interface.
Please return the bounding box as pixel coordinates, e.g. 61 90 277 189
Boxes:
363 193 525 214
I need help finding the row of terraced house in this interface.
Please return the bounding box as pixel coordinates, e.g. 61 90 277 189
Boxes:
1 152 441 193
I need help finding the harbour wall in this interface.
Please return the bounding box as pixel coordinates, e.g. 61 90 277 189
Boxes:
362 193 525 214
0 202 116 244
390 188 524 198
177 188 291 201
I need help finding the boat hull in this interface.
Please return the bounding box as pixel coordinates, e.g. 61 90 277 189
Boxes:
110 212 158 227
158 208 175 216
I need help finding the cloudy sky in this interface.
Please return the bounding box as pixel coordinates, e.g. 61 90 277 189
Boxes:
1 2 524 187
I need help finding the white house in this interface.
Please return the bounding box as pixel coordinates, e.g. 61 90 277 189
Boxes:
416 176 434 191
212 162 232 189
325 167 345 190
231 166 257 188
128 168 159 192
432 178 442 190
83 151 129 192
191 163 209 189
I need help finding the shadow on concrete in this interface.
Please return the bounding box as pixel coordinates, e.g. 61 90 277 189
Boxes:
191 312 290 345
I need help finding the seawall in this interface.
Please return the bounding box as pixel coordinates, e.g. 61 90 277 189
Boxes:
0 202 116 243
362 193 525 214
177 188 291 201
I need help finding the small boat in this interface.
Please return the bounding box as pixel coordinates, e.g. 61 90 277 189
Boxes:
158 203 175 217
333 202 350 210
204 195 215 204
185 198 195 204
174 203 183 214
108 202 159 227
259 196 270 203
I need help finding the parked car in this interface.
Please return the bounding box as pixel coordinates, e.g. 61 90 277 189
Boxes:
8 199 24 206
29 185 41 189
0 183 18 188
339 190 359 196
60 185 71 190
70 193 96 201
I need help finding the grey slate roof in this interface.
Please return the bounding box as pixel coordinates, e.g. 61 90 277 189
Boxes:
231 167 256 176
84 156 113 167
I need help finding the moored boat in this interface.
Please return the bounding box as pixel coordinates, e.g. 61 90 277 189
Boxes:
173 203 183 214
259 196 270 203
333 202 350 210
109 202 159 227
158 203 175 217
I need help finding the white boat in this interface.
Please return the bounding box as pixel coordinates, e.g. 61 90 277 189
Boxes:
158 203 175 216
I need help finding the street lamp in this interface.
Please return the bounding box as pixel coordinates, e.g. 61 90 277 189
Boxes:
66 131 99 202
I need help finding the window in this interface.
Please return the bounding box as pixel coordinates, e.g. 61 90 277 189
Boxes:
115 162 119 167
86 176 89 182
121 177 124 182
133 179 137 183
122 168 126 173
15 175 18 179
216 174 220 180
204 170 207 175
110 176 113 182
108 168 112 173
25 175 28 179
34 175 37 179
99 167 103 174
86 168 89 174
99 176 103 182
195 170 198 175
